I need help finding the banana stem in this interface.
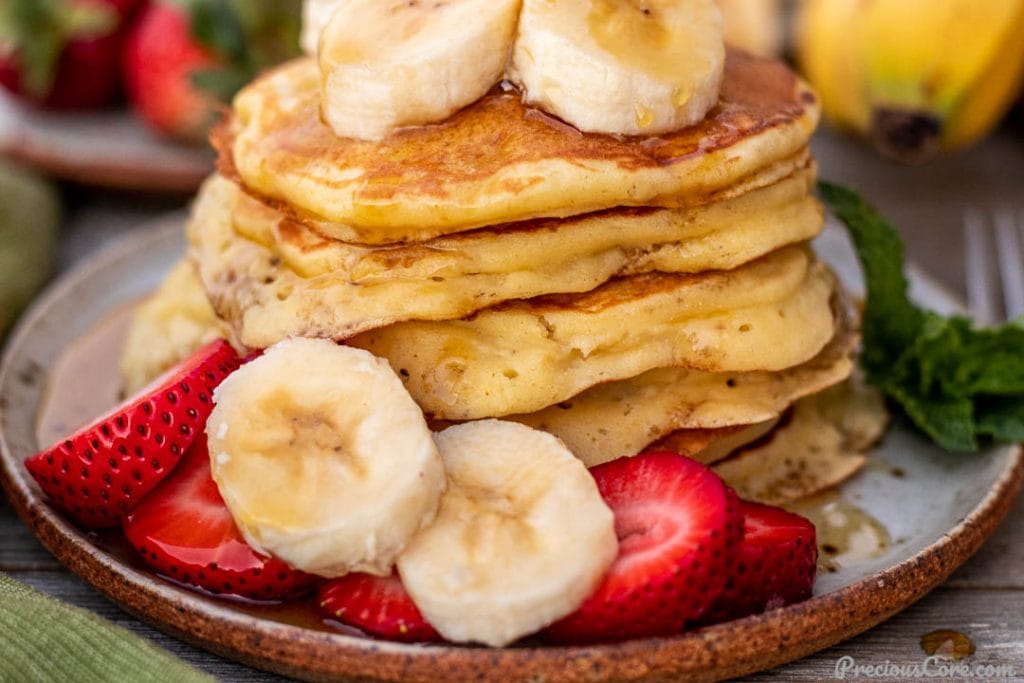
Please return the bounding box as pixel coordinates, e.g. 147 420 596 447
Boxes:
870 108 942 165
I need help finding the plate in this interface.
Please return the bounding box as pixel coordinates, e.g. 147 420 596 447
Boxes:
1 216 1021 682
0 90 212 193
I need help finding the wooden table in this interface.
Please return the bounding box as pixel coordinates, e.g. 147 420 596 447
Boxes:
2 126 1023 681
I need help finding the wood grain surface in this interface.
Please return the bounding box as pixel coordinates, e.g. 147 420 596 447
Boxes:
1 126 1023 681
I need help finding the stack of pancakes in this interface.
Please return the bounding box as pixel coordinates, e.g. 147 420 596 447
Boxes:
123 49 885 504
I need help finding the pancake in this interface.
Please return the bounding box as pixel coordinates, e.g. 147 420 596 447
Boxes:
713 376 888 504
650 419 780 466
509 305 856 467
349 246 838 419
233 166 822 283
191 166 824 345
221 49 819 241
120 259 228 395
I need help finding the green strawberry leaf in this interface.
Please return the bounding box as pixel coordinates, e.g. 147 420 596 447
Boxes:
187 0 246 63
190 66 249 103
184 0 300 103
0 0 116 97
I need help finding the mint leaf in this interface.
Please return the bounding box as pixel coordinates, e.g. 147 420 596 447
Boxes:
819 181 1024 452
976 397 1024 442
818 182 927 379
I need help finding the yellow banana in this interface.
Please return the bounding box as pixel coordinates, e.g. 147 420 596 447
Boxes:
716 0 783 57
796 0 1024 163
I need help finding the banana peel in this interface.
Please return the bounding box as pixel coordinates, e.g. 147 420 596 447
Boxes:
0 159 60 338
796 0 1024 163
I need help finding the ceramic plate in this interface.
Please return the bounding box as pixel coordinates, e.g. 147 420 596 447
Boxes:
0 91 212 193
1 216 1021 682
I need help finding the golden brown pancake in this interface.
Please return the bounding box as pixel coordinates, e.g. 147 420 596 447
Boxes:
120 259 229 395
349 246 837 419
220 49 819 242
650 419 780 466
507 300 856 466
713 376 888 504
233 165 822 282
189 167 825 345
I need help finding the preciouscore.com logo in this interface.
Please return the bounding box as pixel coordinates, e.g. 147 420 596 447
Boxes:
833 655 1017 680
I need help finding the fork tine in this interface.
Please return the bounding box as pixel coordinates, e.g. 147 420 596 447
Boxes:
993 209 1024 321
964 208 1002 325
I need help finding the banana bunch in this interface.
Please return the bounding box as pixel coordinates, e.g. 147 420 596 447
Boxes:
305 0 724 140
0 160 59 339
796 0 1024 163
717 0 782 57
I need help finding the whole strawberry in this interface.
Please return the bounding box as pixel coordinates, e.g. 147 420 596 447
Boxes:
122 0 300 142
122 2 221 143
0 0 142 109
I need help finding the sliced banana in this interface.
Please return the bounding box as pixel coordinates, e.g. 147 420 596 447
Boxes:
207 338 445 578
398 420 617 647
301 0 340 55
509 0 725 135
318 0 522 141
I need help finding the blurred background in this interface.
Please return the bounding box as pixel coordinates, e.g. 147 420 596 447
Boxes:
1 0 1023 341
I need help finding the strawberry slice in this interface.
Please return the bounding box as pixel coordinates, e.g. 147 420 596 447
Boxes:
318 572 441 643
544 451 743 644
701 500 817 624
123 434 319 601
24 339 239 528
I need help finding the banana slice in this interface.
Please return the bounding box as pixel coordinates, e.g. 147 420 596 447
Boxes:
509 0 725 135
398 420 617 647
318 0 522 141
301 0 340 55
207 338 445 578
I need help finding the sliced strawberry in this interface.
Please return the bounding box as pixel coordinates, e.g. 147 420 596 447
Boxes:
544 451 743 644
123 434 319 601
24 339 239 528
701 500 817 624
318 572 441 643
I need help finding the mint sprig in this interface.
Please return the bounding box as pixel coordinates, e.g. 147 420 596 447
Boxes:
819 181 1024 452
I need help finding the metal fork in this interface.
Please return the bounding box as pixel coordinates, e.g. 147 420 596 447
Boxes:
963 208 1024 324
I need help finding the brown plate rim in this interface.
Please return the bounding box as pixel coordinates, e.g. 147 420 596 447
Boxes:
1 219 1022 683
0 94 212 193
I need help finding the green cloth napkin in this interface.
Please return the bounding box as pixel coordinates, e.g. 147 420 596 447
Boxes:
0 158 60 339
0 573 213 682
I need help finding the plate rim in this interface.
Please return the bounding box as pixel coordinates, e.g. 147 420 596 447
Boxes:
2 218 1022 683
0 92 211 193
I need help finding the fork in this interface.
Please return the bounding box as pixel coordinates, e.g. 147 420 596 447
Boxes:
963 208 1024 325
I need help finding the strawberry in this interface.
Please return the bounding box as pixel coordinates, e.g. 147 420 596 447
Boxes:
544 451 743 644
122 0 301 142
123 433 319 601
318 572 441 643
0 0 141 110
24 339 239 528
122 2 222 142
701 501 817 624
